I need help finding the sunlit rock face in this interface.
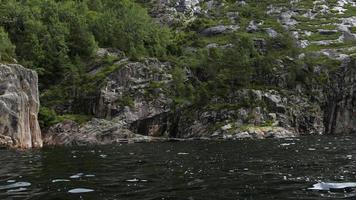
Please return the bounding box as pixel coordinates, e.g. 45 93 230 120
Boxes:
0 64 42 148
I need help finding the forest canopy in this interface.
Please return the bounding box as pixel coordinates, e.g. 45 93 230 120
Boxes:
0 0 171 87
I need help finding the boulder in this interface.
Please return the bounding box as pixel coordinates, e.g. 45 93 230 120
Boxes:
279 11 298 28
247 20 263 33
176 0 201 13
201 25 240 36
0 135 13 147
343 31 356 42
265 28 278 38
226 12 239 23
318 29 339 35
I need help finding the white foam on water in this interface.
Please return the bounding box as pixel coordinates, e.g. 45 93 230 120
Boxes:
68 188 94 194
126 178 140 182
7 187 28 193
177 152 189 155
309 182 356 191
52 179 70 183
280 143 295 146
100 154 107 158
70 173 84 179
0 182 31 190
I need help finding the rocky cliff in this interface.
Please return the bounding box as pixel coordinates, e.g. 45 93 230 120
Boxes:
44 54 175 145
43 51 327 145
0 64 42 148
325 57 356 134
43 0 356 145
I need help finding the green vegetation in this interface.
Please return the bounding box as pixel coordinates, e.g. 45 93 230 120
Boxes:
0 0 171 85
0 0 352 129
351 27 356 34
39 107 91 128
0 27 15 62
169 32 302 106
116 96 135 108
306 32 342 41
0 0 172 127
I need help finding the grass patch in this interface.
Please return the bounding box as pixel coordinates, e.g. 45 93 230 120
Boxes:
306 32 342 41
350 27 356 34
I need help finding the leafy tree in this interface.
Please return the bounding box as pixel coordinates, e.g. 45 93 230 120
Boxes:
0 27 15 62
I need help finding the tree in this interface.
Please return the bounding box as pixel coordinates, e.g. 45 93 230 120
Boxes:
0 27 15 62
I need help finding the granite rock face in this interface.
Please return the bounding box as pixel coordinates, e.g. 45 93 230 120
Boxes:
0 64 42 148
43 119 164 146
174 89 324 139
44 56 356 146
44 56 175 146
94 57 174 137
95 58 172 124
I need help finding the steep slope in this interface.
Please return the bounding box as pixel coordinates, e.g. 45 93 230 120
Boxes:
141 0 356 136
21 0 355 145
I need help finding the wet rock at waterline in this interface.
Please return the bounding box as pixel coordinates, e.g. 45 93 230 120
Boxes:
43 119 169 146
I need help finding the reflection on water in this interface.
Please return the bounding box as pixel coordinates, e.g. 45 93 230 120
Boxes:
1 136 356 199
0 182 31 190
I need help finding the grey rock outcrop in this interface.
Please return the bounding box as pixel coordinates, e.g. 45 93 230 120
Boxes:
95 58 172 125
265 28 278 38
174 89 324 139
247 20 263 33
44 54 356 146
279 11 298 28
201 25 240 36
44 57 175 146
0 64 42 148
43 119 165 146
95 58 176 138
147 0 202 26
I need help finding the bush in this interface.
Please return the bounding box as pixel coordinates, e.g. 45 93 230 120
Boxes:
38 107 58 129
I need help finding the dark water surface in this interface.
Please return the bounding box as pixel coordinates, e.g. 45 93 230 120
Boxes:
1 136 356 200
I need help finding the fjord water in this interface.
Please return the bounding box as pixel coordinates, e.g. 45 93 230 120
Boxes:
1 136 356 200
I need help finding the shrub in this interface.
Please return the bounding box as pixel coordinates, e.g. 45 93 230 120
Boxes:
38 107 58 129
